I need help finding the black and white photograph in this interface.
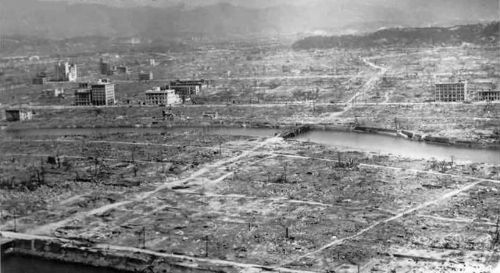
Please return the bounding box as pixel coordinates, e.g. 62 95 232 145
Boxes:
0 0 499 272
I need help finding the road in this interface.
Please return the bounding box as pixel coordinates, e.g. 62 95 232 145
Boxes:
279 179 483 267
1 101 498 111
327 57 388 118
24 136 280 235
113 74 360 84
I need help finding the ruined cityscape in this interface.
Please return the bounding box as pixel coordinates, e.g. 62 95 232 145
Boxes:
0 0 499 273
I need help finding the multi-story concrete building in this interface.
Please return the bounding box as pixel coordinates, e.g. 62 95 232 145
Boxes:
99 58 114 76
145 87 181 105
54 62 77 82
74 89 92 106
139 71 153 81
434 81 468 102
32 72 49 85
90 79 115 106
477 90 500 101
168 80 207 102
74 80 115 106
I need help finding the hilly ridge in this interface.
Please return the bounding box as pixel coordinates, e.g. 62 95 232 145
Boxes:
0 0 498 39
292 23 500 50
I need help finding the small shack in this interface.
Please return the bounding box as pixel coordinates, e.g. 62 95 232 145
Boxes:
5 109 33 122
202 111 218 120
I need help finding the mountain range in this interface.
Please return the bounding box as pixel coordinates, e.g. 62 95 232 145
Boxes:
292 22 500 50
1 0 498 39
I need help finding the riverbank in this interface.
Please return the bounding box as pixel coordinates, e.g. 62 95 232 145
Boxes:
352 126 500 150
2 102 499 146
3 122 500 162
1 234 292 273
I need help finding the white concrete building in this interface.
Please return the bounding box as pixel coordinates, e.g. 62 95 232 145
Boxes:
145 87 181 105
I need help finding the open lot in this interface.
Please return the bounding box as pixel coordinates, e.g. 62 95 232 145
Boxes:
1 129 499 272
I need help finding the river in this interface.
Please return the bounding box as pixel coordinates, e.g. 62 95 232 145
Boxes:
3 127 499 164
295 130 499 165
1 254 132 273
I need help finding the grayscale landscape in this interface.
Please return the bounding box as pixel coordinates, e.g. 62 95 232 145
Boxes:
0 0 499 272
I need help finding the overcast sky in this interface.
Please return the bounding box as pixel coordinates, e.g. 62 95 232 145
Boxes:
2 0 497 38
37 0 325 8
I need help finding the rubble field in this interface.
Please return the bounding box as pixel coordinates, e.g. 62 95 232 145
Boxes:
1 131 498 272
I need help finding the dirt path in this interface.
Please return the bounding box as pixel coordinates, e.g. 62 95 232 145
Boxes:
272 153 500 185
24 137 280 235
359 163 500 185
263 153 499 267
1 152 156 164
329 58 388 119
415 214 498 226
7 139 223 150
177 190 335 207
279 180 483 267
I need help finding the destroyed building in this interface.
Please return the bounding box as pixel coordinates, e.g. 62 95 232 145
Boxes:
32 72 49 85
115 66 129 74
74 79 115 106
74 88 92 106
99 58 114 76
42 88 64 98
54 62 78 82
168 80 207 102
145 87 181 105
434 81 469 102
139 71 153 81
470 80 500 101
202 111 219 119
476 90 500 101
5 109 33 121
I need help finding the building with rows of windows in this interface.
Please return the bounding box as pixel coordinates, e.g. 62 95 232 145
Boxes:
74 79 115 106
434 81 468 102
145 87 181 105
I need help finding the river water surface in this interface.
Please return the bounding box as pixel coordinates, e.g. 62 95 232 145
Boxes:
4 127 499 164
1 254 132 273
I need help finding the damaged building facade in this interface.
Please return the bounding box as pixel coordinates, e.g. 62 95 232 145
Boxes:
168 80 207 102
434 81 469 102
99 58 114 76
476 90 500 101
74 80 115 106
139 71 153 81
145 87 181 105
54 62 78 82
5 109 33 122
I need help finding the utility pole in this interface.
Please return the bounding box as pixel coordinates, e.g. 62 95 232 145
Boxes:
205 235 209 257
139 226 146 249
283 162 287 183
13 209 17 232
